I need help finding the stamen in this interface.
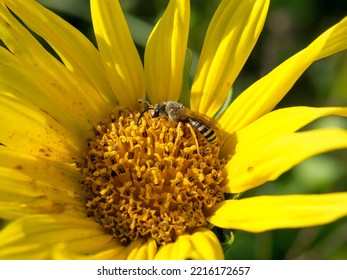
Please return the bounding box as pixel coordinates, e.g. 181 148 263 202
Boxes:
80 108 225 245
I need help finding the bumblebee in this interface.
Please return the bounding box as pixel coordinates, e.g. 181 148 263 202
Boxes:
138 100 219 144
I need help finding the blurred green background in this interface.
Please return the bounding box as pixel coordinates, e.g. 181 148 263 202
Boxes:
36 0 347 259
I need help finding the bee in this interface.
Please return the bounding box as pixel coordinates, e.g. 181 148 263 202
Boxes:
138 100 219 144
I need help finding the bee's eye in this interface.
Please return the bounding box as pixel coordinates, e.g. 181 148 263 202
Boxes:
151 108 159 118
151 104 165 118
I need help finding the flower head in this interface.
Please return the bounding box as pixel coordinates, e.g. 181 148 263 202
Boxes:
0 0 347 259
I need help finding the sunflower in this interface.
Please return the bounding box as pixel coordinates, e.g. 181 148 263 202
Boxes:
0 0 347 260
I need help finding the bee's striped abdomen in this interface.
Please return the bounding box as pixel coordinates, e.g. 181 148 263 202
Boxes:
189 119 217 143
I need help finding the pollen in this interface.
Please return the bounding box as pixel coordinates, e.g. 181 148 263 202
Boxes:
80 108 225 245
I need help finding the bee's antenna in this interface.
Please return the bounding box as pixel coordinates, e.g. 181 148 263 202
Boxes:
137 107 153 125
137 99 153 126
138 99 151 106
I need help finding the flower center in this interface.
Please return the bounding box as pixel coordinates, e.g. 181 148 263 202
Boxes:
80 108 225 245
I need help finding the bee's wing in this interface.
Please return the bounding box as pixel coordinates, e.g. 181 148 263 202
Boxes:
184 108 221 130
166 105 190 122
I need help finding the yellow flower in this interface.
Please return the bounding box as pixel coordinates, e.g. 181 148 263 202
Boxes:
0 0 347 260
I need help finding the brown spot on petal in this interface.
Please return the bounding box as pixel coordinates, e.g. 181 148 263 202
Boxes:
247 166 254 172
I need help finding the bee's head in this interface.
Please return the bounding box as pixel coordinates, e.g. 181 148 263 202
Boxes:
137 100 167 125
151 102 167 118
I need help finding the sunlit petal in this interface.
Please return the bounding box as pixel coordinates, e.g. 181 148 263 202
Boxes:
0 49 89 139
0 95 82 162
125 238 157 260
91 0 146 109
154 228 223 259
126 238 157 260
221 106 347 157
3 0 114 102
0 215 112 259
224 128 347 193
219 16 347 133
52 238 125 260
0 3 108 124
0 147 84 220
208 193 347 232
191 0 269 117
188 228 224 259
145 0 190 103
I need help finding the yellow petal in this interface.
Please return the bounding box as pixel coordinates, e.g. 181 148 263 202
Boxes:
91 0 145 109
219 16 347 133
317 17 347 59
208 193 347 232
154 241 175 259
154 228 223 259
221 106 347 157
191 0 269 117
138 238 157 260
0 94 82 162
224 128 347 193
0 214 111 259
125 238 157 260
0 49 89 139
0 3 110 122
0 147 85 220
3 0 114 102
52 240 127 260
155 235 199 259
128 238 157 260
188 228 224 260
145 0 190 103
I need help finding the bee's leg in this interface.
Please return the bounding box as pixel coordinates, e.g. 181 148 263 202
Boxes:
186 123 200 154
174 122 183 145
